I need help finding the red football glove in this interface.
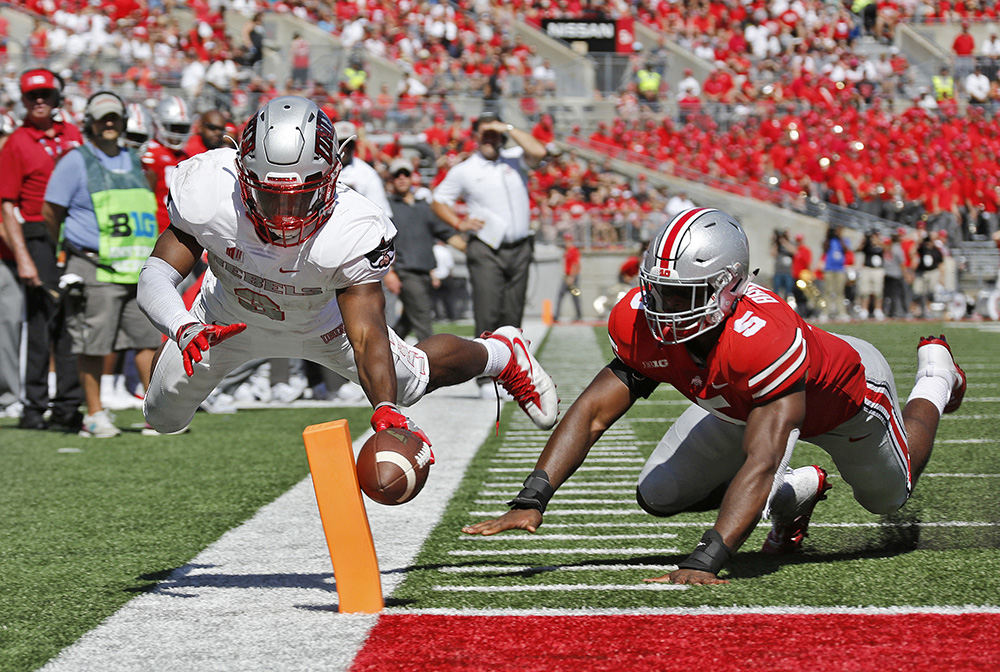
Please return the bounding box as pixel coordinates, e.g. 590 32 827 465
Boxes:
175 322 247 377
370 402 434 461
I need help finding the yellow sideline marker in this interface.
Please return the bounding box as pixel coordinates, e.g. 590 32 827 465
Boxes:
303 420 384 613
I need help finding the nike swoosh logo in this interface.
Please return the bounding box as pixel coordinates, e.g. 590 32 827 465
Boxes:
278 267 298 274
848 433 872 443
711 382 728 389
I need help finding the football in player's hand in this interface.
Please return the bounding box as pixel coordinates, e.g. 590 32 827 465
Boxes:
356 428 432 505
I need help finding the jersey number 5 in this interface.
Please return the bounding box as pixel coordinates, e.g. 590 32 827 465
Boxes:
234 288 285 321
733 311 766 337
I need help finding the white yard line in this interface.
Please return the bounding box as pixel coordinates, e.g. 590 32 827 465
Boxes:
456 533 677 541
438 564 678 574
447 547 681 556
432 583 687 592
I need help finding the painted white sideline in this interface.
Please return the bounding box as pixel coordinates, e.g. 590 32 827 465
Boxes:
42 324 548 672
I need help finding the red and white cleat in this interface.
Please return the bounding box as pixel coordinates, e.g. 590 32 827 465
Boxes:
483 326 559 430
762 465 831 554
916 335 966 414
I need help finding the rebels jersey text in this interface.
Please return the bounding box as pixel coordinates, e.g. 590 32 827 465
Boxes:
166 148 396 338
608 285 867 437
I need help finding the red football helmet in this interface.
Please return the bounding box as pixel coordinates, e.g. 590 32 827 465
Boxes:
236 96 342 247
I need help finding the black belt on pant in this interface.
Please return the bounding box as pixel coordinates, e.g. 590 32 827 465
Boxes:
495 236 533 249
63 239 115 272
22 220 48 239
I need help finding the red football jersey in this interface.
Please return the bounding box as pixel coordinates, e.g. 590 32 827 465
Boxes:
142 139 189 232
608 285 867 437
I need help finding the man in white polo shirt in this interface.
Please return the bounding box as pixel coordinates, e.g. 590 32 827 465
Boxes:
431 113 546 395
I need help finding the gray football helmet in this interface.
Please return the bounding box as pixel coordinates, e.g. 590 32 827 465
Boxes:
154 95 192 149
124 103 154 149
235 96 341 247
639 207 751 344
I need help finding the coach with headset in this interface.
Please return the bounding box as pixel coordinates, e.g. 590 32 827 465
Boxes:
42 91 160 438
0 68 84 431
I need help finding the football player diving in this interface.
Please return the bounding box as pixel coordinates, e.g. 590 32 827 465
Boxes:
464 207 966 585
136 96 558 443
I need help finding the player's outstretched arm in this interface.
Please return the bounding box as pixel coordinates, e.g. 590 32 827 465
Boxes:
337 282 398 409
139 225 247 376
463 365 637 536
646 386 806 585
138 225 206 339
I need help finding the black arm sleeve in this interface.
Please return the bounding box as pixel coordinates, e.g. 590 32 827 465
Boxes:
607 357 659 399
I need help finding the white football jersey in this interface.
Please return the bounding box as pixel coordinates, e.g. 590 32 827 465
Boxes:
167 148 397 338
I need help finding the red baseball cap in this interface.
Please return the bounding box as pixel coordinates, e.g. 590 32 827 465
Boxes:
20 69 60 95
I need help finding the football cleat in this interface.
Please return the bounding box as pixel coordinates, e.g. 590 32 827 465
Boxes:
916 335 966 414
762 465 831 554
483 326 559 430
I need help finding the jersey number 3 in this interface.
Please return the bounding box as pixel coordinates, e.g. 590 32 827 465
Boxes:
733 311 766 337
234 288 286 321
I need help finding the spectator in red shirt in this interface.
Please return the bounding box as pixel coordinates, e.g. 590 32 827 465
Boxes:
532 113 555 147
0 69 83 431
953 22 976 79
553 232 582 322
953 22 976 56
791 233 815 317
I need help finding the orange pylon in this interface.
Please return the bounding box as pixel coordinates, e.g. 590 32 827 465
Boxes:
303 420 384 613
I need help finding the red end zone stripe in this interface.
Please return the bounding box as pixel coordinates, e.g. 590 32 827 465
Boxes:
352 613 1000 671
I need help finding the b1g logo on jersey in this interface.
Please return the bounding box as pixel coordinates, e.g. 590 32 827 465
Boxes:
365 237 395 270
108 211 157 238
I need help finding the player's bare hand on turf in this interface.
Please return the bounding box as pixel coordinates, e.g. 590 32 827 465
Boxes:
176 322 247 376
462 509 542 536
643 568 729 585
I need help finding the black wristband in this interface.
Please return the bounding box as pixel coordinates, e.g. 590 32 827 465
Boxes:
507 469 555 513
677 529 731 575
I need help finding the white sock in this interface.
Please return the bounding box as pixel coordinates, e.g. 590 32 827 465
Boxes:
907 375 952 416
101 374 115 397
475 337 513 378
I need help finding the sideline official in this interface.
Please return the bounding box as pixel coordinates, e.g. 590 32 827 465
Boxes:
0 68 83 431
43 91 161 438
431 113 546 395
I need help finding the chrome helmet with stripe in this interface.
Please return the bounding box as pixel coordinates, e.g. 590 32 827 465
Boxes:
236 96 342 247
639 207 750 344
154 95 193 150
124 103 154 150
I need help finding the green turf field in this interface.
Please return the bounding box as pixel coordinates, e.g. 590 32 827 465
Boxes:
0 406 373 672
393 321 1000 610
2 320 998 671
